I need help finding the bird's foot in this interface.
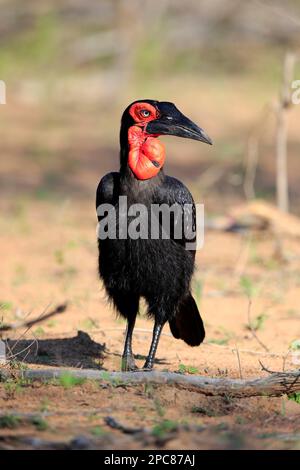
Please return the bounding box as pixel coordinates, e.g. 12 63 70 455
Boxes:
121 355 138 372
141 360 154 371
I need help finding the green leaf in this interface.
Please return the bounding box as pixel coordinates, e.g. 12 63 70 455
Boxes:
290 339 300 351
288 393 300 405
240 276 259 298
178 364 199 374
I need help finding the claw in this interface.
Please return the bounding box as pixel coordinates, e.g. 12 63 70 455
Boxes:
142 361 154 371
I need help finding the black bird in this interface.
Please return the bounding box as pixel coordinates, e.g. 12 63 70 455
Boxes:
96 100 212 371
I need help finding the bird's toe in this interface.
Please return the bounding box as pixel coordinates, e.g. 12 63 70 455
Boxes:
141 362 154 371
121 355 138 372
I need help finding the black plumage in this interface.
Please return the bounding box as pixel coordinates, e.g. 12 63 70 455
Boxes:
96 99 212 370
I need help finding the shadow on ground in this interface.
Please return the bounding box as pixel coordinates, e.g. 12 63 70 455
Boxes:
6 331 105 369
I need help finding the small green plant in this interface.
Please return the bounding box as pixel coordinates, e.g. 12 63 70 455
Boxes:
154 398 165 418
215 422 229 431
144 383 154 398
209 337 229 346
34 326 45 336
54 249 64 265
247 313 268 331
35 188 55 201
235 415 247 425
66 240 78 249
152 420 178 438
47 320 57 328
0 301 13 311
209 327 233 346
0 414 21 429
9 360 29 371
178 364 199 374
59 372 86 388
111 377 128 388
240 275 259 298
4 374 32 399
288 393 300 405
100 371 111 382
4 381 22 399
191 405 215 417
290 339 300 351
91 426 105 437
81 318 99 330
264 258 280 270
30 416 49 431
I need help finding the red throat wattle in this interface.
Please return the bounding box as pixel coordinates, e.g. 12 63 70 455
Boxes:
128 126 165 180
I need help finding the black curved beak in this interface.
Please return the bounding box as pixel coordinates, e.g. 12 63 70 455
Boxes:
146 112 212 145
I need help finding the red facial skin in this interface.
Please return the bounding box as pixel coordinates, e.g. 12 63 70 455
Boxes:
128 102 165 180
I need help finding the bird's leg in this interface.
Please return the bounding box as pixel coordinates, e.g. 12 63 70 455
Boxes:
121 315 138 371
143 321 164 370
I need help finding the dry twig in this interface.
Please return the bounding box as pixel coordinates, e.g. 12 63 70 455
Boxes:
247 300 269 352
0 304 68 332
233 347 243 379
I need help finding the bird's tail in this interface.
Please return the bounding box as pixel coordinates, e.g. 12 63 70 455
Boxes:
169 293 205 346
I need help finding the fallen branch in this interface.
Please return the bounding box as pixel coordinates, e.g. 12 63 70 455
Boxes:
1 367 300 398
0 304 68 332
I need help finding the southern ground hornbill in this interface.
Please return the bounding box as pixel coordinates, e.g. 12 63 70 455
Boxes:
96 100 212 371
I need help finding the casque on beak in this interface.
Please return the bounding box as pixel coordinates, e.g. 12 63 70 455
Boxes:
145 106 212 145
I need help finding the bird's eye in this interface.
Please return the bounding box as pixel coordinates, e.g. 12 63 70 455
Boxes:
140 109 150 118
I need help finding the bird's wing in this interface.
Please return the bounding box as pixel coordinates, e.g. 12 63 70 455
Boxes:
157 175 197 253
96 172 197 251
96 172 119 220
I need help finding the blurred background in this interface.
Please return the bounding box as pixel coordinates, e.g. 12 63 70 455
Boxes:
1 0 300 214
